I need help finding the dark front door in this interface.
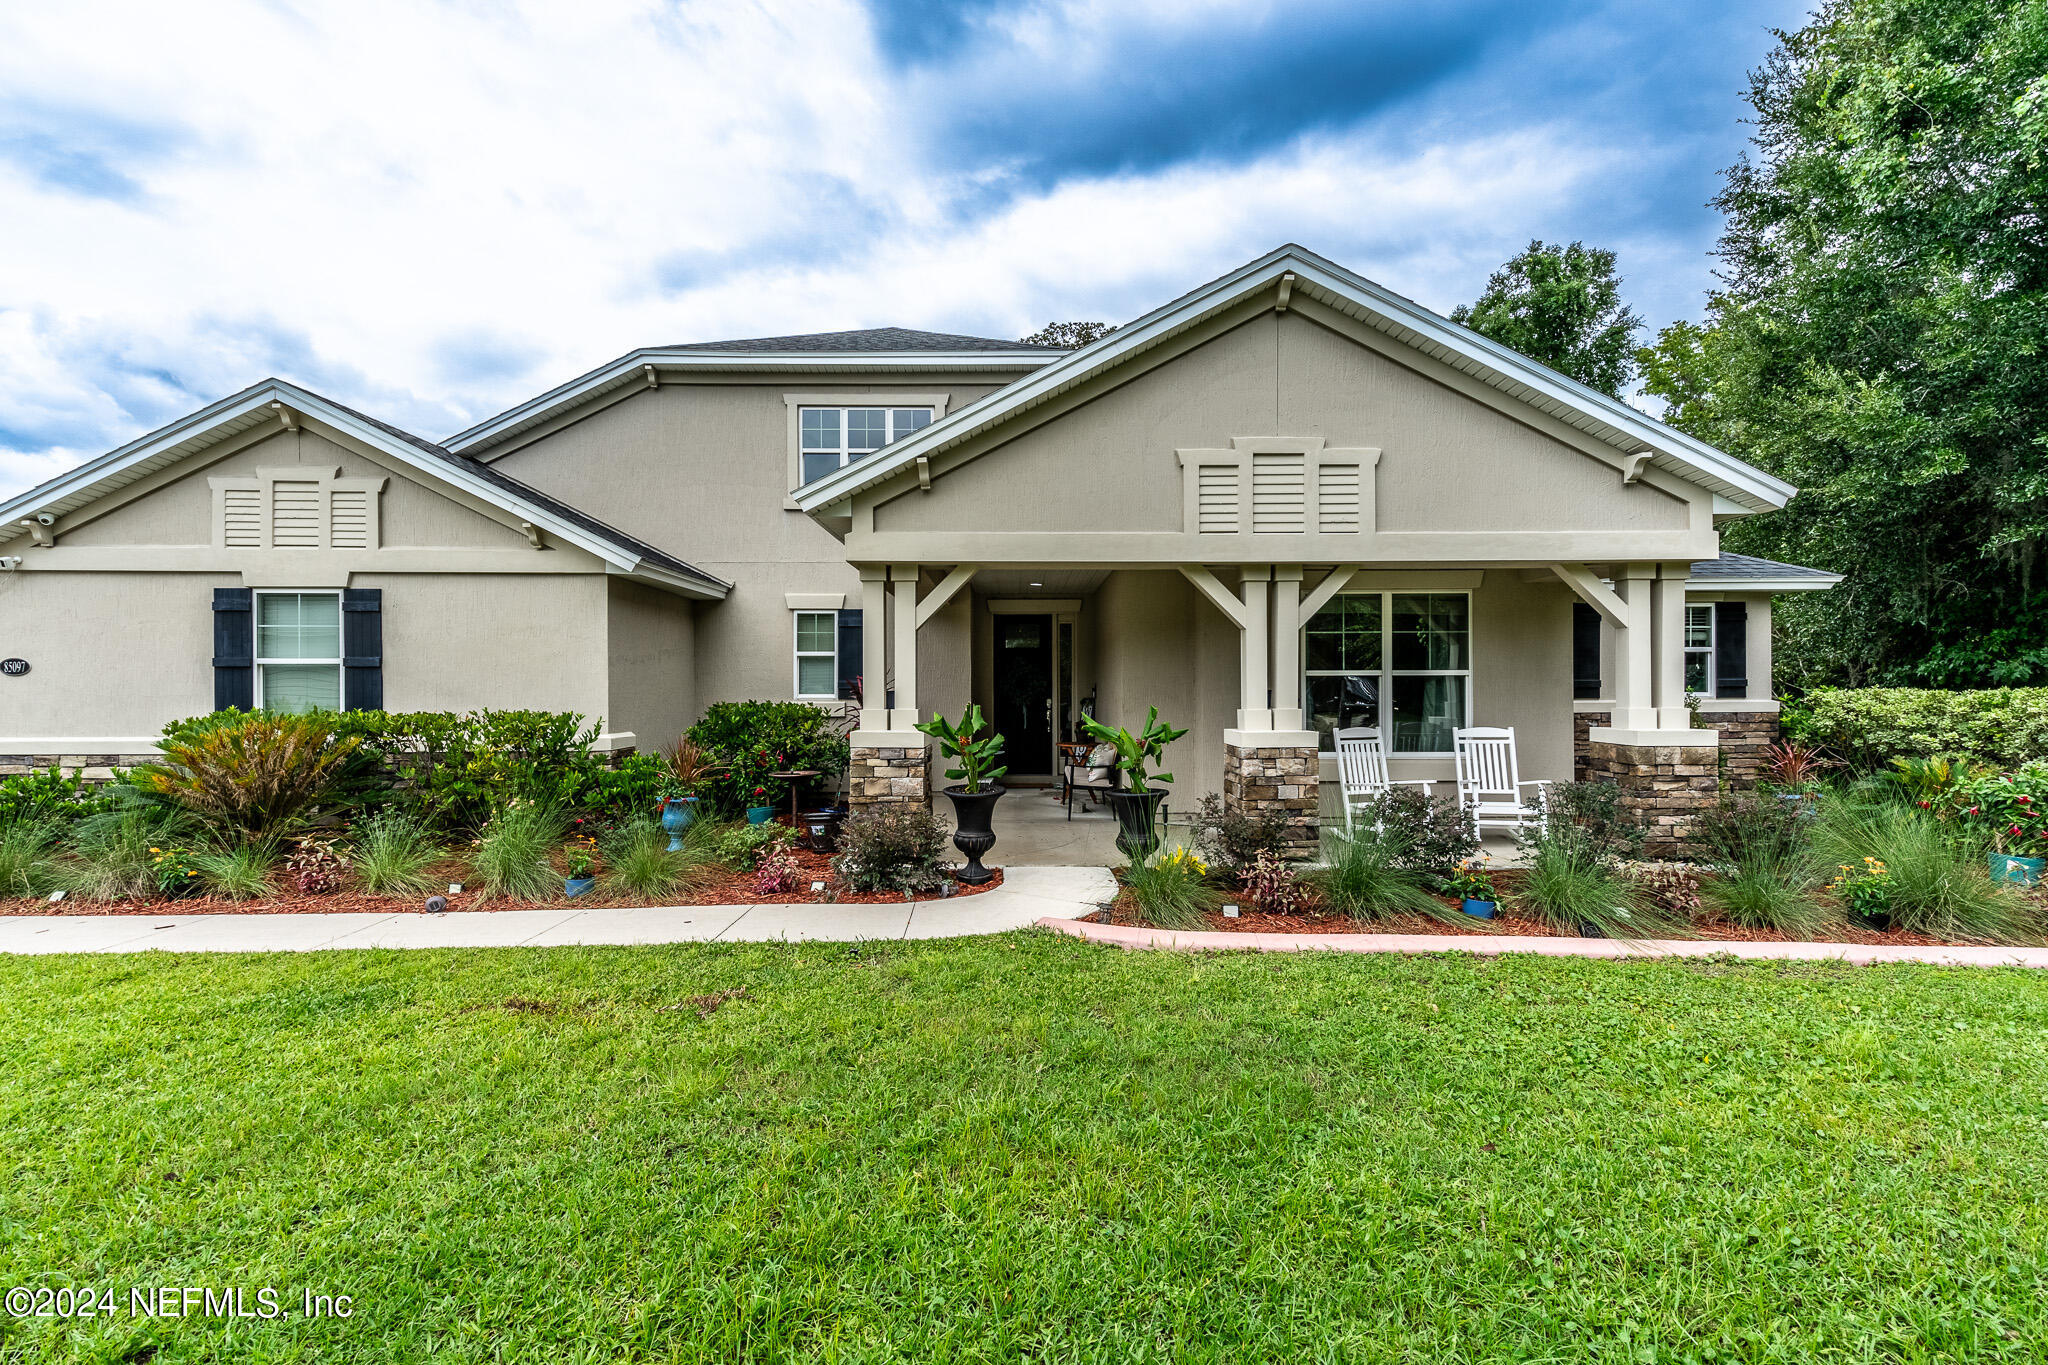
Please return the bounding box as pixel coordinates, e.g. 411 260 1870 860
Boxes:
993 613 1054 776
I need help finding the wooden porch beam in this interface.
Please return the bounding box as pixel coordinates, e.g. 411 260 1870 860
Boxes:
1298 564 1359 618
1177 564 1246 627
914 564 977 629
1549 562 1632 629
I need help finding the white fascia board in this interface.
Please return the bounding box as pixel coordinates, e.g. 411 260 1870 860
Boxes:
1685 575 1843 592
444 348 1057 453
792 244 1797 515
602 560 728 600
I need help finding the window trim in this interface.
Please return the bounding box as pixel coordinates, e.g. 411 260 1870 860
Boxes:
1303 590 1473 757
793 609 840 700
782 393 950 506
253 589 344 713
1684 601 1715 696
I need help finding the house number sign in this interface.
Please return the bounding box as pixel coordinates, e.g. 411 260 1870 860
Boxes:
0 659 27 677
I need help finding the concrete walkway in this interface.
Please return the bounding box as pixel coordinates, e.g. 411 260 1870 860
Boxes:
0 867 1117 956
1038 917 2048 968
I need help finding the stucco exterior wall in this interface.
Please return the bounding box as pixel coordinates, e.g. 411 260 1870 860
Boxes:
605 577 696 748
352 573 611 718
1089 571 1238 803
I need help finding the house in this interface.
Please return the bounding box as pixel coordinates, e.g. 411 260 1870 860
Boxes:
0 245 1836 852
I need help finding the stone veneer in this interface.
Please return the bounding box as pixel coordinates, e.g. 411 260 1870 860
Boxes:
1222 739 1320 859
0 752 158 781
849 742 929 810
1574 709 1780 790
1581 739 1720 860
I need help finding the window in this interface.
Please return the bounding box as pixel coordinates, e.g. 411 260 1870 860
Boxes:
1304 592 1470 753
1684 603 1714 695
798 406 933 484
794 611 838 698
256 591 342 713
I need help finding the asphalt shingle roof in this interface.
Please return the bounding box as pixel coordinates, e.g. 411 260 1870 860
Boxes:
1689 552 1837 582
661 326 1063 354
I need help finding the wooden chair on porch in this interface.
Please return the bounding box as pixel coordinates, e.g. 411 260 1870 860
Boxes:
1332 727 1435 839
1452 726 1552 834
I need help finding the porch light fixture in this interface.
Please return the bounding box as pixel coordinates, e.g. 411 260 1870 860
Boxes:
1029 581 1043 587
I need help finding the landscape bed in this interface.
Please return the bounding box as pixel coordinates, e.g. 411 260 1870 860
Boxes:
4 934 2046 1362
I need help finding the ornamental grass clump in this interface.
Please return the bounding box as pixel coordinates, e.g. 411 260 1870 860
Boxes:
191 843 280 900
601 817 704 901
1120 847 1219 931
0 821 61 897
350 810 442 897
1811 799 2042 945
472 802 568 903
1307 830 1456 925
63 801 199 902
1512 784 1684 940
1692 792 1836 938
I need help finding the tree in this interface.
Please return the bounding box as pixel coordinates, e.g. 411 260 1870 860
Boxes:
1639 0 2048 689
1020 321 1117 348
1449 241 1644 396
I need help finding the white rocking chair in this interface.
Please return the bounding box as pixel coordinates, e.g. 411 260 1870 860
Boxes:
1453 726 1552 833
1333 727 1435 839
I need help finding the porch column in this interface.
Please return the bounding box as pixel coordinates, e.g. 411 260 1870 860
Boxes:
1651 565 1692 730
858 567 888 731
888 564 920 729
847 563 930 813
1612 564 1657 732
1237 566 1271 731
1270 564 1304 730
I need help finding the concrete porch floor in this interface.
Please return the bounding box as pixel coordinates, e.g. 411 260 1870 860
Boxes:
931 783 1522 868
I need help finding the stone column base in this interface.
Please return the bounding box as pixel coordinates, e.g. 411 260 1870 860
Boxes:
1222 730 1320 860
1583 739 1719 859
848 731 929 812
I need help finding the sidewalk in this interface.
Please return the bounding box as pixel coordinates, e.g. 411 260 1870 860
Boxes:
0 867 1117 956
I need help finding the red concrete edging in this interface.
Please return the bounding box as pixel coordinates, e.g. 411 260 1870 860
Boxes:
1034 917 2048 968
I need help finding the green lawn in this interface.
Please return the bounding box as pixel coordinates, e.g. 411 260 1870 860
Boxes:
5 935 2048 1363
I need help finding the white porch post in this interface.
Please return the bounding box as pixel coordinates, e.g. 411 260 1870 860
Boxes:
888 563 920 729
1612 564 1658 732
1652 564 1692 730
858 567 888 731
1237 566 1272 731
1271 564 1304 731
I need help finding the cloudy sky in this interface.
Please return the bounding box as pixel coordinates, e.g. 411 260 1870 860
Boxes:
0 0 1806 500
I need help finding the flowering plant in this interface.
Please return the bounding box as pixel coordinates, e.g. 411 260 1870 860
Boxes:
1443 858 1497 903
147 844 203 895
1952 765 2048 857
564 831 600 880
1241 849 1305 915
1156 846 1208 879
1828 857 1893 921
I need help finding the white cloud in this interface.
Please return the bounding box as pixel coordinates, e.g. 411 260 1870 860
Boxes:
0 0 1653 500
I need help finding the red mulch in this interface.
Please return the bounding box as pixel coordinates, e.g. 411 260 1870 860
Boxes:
1094 866 1972 946
5 844 1000 916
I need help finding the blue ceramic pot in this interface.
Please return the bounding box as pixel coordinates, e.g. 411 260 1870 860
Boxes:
1461 898 1498 920
564 876 596 899
746 806 775 825
660 796 697 851
1990 851 2044 886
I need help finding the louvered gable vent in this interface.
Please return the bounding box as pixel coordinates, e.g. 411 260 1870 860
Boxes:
210 467 385 551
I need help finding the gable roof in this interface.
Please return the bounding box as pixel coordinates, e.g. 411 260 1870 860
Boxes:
446 331 1062 457
1687 552 1841 590
0 379 730 598
791 243 1799 516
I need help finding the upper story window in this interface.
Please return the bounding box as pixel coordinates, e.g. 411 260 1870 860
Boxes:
799 406 933 484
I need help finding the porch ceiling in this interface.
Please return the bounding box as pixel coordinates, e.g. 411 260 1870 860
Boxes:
969 567 1112 597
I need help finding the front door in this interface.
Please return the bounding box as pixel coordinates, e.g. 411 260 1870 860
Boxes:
993 613 1054 776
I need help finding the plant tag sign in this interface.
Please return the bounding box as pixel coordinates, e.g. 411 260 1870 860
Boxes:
0 658 26 677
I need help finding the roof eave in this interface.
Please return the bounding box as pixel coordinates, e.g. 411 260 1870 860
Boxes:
1686 575 1843 592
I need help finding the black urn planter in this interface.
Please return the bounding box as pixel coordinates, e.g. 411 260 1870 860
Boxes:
942 784 1005 885
1106 788 1167 859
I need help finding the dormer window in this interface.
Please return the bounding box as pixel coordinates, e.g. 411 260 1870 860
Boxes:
799 406 933 484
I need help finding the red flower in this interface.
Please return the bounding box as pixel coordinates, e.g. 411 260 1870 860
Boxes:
2013 824 2024 836
1918 800 1930 808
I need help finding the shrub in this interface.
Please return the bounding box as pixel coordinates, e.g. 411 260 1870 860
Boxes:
708 821 794 872
131 712 363 844
192 844 280 900
1786 687 2048 770
1516 782 1646 866
63 801 200 901
472 802 567 902
330 708 604 830
1951 764 2048 857
0 821 61 897
1240 849 1305 915
600 818 701 901
687 702 850 815
755 842 803 896
284 837 346 895
1308 831 1452 923
1189 794 1289 877
1811 799 2042 944
584 753 670 822
1120 848 1219 930
1883 754 1989 805
1693 792 1810 867
350 810 441 897
0 767 115 829
832 806 947 894
1356 786 1481 883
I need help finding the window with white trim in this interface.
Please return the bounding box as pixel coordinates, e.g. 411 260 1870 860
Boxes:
1304 592 1471 754
794 611 838 699
256 591 342 713
798 406 933 484
1684 603 1714 695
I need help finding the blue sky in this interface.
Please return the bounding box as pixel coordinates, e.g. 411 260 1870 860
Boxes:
0 0 1807 499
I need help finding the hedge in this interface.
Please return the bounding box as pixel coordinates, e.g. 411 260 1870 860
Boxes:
1784 687 2048 769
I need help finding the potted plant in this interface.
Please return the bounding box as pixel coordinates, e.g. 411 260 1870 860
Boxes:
745 786 776 824
657 737 726 851
563 837 598 899
1080 707 1189 859
1445 859 1498 919
1955 768 2048 885
915 703 1009 885
1763 740 1835 810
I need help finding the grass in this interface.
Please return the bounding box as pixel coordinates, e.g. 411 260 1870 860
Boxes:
1307 829 1461 924
601 816 705 900
1119 848 1220 929
349 810 441 897
190 842 280 900
0 820 60 896
1812 798 2045 945
59 802 196 901
471 803 567 902
1515 835 1685 941
5 938 2048 1362
1700 849 1840 939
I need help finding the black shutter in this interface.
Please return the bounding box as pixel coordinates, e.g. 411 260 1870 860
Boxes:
342 588 383 711
1714 600 1748 699
1571 602 1602 700
212 587 254 712
836 609 863 702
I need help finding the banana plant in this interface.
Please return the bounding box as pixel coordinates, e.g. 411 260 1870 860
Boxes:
914 704 1009 794
1079 707 1189 793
